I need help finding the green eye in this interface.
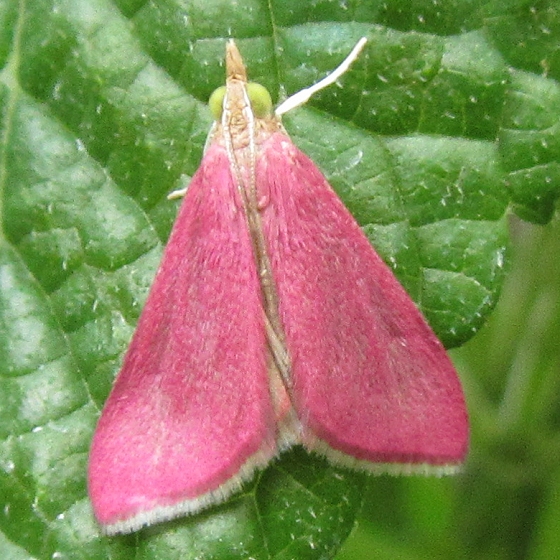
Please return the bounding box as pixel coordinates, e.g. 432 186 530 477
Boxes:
209 86 226 120
247 82 273 118
208 82 273 120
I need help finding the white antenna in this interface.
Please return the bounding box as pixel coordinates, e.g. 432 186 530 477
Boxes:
275 37 368 117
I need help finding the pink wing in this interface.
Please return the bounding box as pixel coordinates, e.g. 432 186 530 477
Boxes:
89 144 276 534
259 133 468 471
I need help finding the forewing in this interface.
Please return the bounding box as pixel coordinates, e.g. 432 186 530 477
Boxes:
89 145 275 533
259 133 468 472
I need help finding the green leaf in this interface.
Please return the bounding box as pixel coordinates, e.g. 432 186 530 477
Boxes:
1 1 559 559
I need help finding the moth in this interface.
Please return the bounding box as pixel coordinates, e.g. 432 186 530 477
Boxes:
89 38 468 535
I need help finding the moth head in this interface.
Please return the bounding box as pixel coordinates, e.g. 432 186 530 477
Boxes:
209 82 273 121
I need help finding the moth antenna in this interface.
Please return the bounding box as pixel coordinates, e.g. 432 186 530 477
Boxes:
275 37 367 116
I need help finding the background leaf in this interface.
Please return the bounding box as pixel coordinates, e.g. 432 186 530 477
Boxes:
0 0 559 559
